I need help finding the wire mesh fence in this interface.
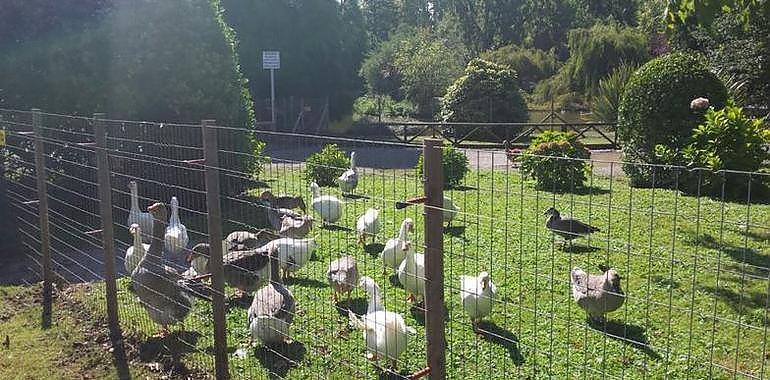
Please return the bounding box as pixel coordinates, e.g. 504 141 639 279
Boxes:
1 107 768 379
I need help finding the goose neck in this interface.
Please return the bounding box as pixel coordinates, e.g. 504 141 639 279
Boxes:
350 153 356 170
269 252 281 284
397 222 410 241
170 204 180 226
130 187 139 211
142 218 165 270
366 288 383 313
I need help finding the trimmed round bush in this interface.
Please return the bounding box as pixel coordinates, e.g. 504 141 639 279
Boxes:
304 144 350 187
617 52 728 186
415 145 469 189
519 131 591 191
441 58 528 141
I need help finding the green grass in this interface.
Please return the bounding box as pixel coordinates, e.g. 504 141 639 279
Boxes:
85 167 769 379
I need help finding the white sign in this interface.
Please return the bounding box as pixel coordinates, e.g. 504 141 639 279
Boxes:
262 51 280 70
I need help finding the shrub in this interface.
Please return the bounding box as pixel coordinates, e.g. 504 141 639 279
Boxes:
519 131 591 191
480 46 560 92
590 64 637 123
353 95 417 119
654 104 770 195
617 52 728 186
415 146 469 189
441 59 528 141
304 144 351 187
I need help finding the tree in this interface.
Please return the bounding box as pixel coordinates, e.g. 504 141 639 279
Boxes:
665 0 770 30
361 0 400 44
480 45 560 91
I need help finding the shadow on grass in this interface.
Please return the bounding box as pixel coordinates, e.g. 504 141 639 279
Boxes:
739 227 770 242
322 224 353 232
444 226 466 238
254 341 306 379
226 292 252 310
700 286 769 319
561 244 601 254
476 321 525 366
286 277 327 289
684 233 770 274
343 193 370 201
389 274 403 288
378 369 415 379
587 319 660 359
450 185 477 192
138 331 203 372
364 243 386 256
335 297 368 317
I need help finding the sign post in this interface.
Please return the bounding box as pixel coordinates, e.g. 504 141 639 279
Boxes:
262 51 280 130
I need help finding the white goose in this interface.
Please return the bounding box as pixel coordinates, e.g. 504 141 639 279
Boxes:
336 151 358 194
348 276 415 369
380 218 413 273
310 182 344 224
248 247 295 345
460 271 496 331
269 237 317 280
397 241 425 303
164 196 189 255
124 223 149 275
127 181 153 243
356 208 381 245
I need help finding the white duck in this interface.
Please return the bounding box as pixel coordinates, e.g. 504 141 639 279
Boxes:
124 223 149 275
380 218 414 273
164 196 189 255
310 182 344 224
127 181 153 243
356 208 381 245
460 271 496 332
397 241 425 303
396 196 459 228
348 276 415 369
269 237 317 280
336 151 358 194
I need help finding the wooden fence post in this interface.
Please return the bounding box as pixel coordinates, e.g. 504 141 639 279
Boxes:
423 138 446 379
93 113 123 339
32 108 53 329
201 120 229 379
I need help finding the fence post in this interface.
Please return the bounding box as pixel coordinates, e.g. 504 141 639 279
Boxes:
93 113 123 339
32 109 53 328
201 120 229 379
423 138 446 379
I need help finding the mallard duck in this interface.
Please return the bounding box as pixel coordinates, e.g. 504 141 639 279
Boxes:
348 276 415 369
336 151 358 195
570 265 625 322
248 248 296 345
327 255 359 303
544 207 599 246
397 242 425 304
270 238 317 280
396 196 459 228
125 224 149 275
460 271 496 332
131 203 193 336
127 181 153 243
310 182 344 224
260 190 307 213
380 218 414 274
164 196 189 256
279 215 313 239
356 208 381 245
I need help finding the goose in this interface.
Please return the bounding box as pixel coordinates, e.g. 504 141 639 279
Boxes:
248 247 296 345
279 215 314 239
397 241 425 304
348 276 415 369
127 181 153 243
164 196 189 256
570 265 625 322
396 196 459 228
189 237 274 297
356 208 381 245
260 190 307 213
544 207 599 246
310 182 344 224
269 238 317 280
380 218 414 273
327 255 359 302
124 224 149 275
460 271 496 332
336 151 358 195
131 202 193 336
224 230 278 252
182 243 210 278
267 207 306 232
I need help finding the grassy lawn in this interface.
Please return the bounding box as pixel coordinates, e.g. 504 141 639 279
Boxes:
83 166 769 379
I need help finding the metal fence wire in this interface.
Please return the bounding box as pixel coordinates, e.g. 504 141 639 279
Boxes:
1 107 768 379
